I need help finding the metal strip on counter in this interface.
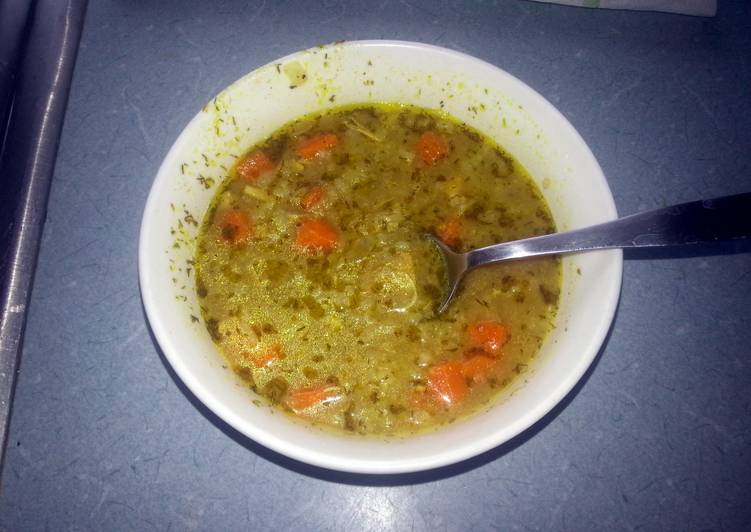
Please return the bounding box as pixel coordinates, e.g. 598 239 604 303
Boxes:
0 0 88 474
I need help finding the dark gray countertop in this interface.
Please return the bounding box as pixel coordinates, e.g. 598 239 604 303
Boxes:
2 1 750 529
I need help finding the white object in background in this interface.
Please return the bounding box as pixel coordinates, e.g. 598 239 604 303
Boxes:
529 0 717 16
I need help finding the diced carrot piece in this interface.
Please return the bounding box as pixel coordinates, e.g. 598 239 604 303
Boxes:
300 185 325 210
236 151 274 182
436 215 462 248
415 131 448 165
427 361 468 406
247 343 282 369
461 353 498 383
467 321 509 354
217 210 252 244
296 133 338 160
286 384 341 411
295 218 338 252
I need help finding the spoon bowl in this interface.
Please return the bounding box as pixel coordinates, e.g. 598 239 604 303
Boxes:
431 192 751 314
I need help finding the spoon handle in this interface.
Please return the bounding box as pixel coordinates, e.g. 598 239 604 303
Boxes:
467 192 751 268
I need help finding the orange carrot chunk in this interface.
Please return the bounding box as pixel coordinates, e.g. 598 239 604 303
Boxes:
300 185 325 210
295 218 338 252
436 215 462 248
467 321 509 354
286 384 341 411
427 361 468 406
250 343 283 369
217 210 252 244
296 133 338 160
236 151 274 182
461 353 498 383
415 131 449 165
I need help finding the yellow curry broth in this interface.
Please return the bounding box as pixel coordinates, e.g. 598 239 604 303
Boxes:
195 104 560 436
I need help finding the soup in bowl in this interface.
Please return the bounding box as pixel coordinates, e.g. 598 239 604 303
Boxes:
139 41 621 474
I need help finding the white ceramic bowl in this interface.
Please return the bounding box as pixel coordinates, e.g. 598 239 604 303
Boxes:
139 41 622 474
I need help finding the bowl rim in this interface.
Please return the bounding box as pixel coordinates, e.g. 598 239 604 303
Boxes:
139 39 623 474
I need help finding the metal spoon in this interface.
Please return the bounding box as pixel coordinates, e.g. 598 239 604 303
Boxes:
430 192 751 314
